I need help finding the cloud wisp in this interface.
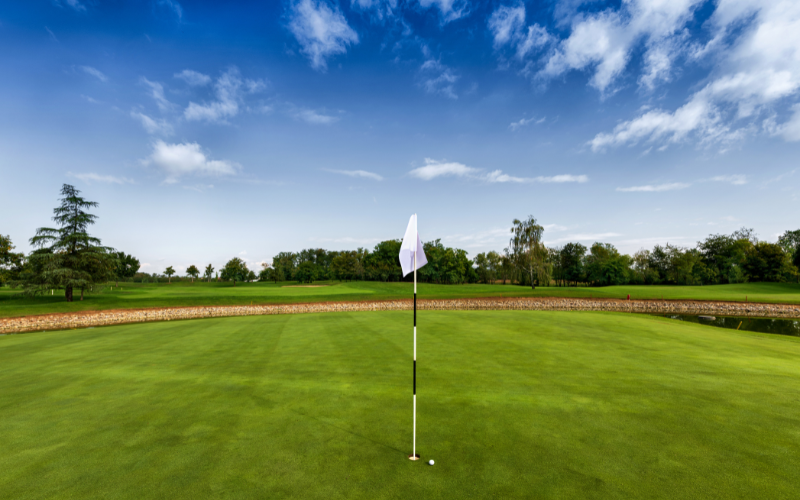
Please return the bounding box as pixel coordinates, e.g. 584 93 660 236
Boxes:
174 69 211 86
142 141 239 184
140 77 174 112
616 182 690 192
509 116 545 131
287 0 359 71
418 59 459 99
418 0 470 24
409 158 479 180
131 111 174 136
68 172 134 184
409 158 587 184
80 66 107 82
291 107 338 124
184 67 266 123
325 169 383 181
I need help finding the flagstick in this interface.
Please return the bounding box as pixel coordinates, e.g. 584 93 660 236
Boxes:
410 247 419 460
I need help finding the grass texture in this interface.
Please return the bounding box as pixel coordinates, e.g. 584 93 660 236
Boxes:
1 311 799 498
2 281 800 318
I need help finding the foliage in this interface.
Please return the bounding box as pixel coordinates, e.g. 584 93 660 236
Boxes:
508 216 550 289
165 266 176 283
186 265 200 282
0 235 24 286
294 261 318 283
743 242 798 282
204 264 214 282
24 184 116 301
114 252 140 283
221 257 249 286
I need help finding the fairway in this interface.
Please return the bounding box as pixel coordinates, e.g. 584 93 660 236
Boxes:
3 281 800 318
1 312 799 499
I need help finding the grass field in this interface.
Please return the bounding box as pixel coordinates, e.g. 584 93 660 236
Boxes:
1 311 799 498
2 281 800 318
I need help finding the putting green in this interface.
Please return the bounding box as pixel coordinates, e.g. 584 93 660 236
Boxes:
1 311 799 498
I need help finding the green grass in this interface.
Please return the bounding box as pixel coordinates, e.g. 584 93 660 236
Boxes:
2 281 800 318
1 311 799 498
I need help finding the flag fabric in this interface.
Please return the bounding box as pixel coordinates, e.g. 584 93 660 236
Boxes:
399 214 428 277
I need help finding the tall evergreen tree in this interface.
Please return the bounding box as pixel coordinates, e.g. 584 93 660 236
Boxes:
28 184 115 301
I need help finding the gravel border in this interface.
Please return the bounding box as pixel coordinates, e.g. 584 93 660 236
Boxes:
3 297 800 335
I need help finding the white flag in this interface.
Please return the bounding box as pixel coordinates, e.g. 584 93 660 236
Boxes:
399 214 428 277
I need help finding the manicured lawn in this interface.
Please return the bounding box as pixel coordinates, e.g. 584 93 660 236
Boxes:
2 281 800 318
1 311 798 498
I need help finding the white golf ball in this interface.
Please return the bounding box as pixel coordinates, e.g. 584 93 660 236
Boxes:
428 459 434 465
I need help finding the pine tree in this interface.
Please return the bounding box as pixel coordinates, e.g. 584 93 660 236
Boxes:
28 184 115 301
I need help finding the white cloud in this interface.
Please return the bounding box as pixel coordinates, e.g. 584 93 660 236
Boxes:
326 169 383 180
143 141 239 184
68 172 134 184
419 59 459 99
708 175 747 185
418 0 470 24
131 111 174 136
292 108 338 124
140 77 174 112
485 171 588 183
540 0 702 94
489 4 551 60
287 0 359 71
80 66 107 82
184 67 266 123
590 0 800 149
616 182 691 192
509 116 545 131
174 69 211 86
409 158 478 180
351 0 397 21
409 159 587 184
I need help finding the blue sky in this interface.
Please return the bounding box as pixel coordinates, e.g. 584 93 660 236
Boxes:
2 0 799 274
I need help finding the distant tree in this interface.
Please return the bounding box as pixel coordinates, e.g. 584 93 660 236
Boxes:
585 243 630 286
271 252 297 281
186 265 199 282
295 261 317 283
499 250 513 284
221 257 249 286
744 242 797 282
473 252 490 284
259 263 285 283
509 216 550 289
247 270 257 282
560 242 587 287
114 252 140 286
27 184 116 301
0 235 24 286
778 230 800 270
204 264 214 282
331 251 359 281
165 266 175 283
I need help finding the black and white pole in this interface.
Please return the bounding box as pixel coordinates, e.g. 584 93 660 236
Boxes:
410 249 419 460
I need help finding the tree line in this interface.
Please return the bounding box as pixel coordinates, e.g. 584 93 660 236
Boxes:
2 186 800 303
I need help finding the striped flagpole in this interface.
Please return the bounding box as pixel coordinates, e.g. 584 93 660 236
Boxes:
410 247 419 460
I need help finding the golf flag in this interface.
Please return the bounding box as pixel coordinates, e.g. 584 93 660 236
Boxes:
400 214 427 461
400 214 427 276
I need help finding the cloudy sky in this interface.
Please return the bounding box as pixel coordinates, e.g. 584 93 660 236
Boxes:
2 0 799 274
